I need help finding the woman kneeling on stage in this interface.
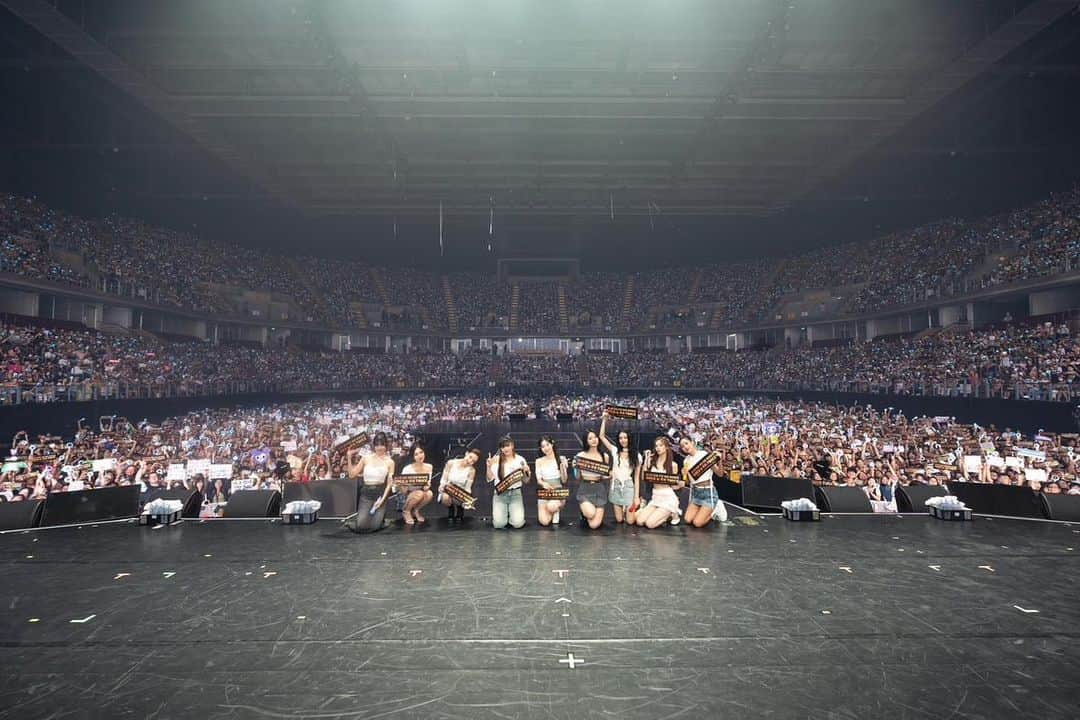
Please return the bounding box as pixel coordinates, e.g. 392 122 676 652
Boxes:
399 443 434 525
438 448 481 521
678 437 726 527
535 435 569 527
636 436 684 529
599 411 641 525
344 432 395 533
573 430 610 530
487 437 530 529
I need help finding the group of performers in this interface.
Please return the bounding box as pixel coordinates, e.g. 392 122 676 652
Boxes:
343 410 727 533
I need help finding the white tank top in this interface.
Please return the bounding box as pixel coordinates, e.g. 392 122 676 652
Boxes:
362 461 390 486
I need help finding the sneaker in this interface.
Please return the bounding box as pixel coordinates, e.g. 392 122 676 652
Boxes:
552 511 560 525
670 515 681 526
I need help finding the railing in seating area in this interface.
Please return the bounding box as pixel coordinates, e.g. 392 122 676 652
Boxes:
0 380 286 406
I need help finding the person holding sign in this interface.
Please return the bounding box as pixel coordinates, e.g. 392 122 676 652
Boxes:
438 448 482 520
636 436 684 529
487 436 530 529
573 430 611 530
599 410 641 525
679 437 725 527
398 443 434 525
344 432 394 533
535 436 569 527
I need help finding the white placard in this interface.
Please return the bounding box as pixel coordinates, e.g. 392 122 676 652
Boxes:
963 456 983 473
186 459 211 477
166 463 187 481
90 458 116 474
1016 448 1046 462
1004 456 1023 469
987 456 1006 469
209 464 234 480
1024 468 1048 483
281 440 297 452
230 477 254 493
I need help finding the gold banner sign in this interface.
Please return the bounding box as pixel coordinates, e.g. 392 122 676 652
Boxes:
495 467 528 494
687 451 722 482
605 404 639 420
334 432 370 453
644 470 681 486
394 473 431 489
536 487 570 500
443 483 477 508
575 456 611 478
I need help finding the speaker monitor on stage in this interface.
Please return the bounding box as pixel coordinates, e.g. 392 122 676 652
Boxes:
895 484 948 513
1039 493 1080 522
0 499 44 531
224 490 282 518
814 485 872 513
141 488 202 518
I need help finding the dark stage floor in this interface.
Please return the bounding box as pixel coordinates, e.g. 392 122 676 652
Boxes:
2 514 1079 719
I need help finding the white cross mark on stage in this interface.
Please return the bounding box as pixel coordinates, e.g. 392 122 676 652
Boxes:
697 568 710 574
559 653 584 669
553 569 569 578
410 570 422 577
69 615 95 624
264 572 277 578
554 597 572 604
929 565 942 572
1014 605 1039 614
162 572 175 578
978 565 995 573
838 566 853 574
113 573 130 580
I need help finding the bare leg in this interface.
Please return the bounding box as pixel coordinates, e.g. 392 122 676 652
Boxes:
401 493 417 524
588 506 605 529
644 508 672 529
683 503 702 526
579 500 597 521
636 506 657 527
538 501 552 526
612 505 625 523
413 490 433 523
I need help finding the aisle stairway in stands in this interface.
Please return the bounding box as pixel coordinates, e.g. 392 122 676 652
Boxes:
441 276 460 333
349 301 369 329
575 352 590 386
509 283 521 331
620 275 636 330
556 284 570 333
686 269 703 304
369 267 391 307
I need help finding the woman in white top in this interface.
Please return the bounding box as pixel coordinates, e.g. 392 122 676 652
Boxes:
535 435 569 527
679 437 726 527
438 448 482 521
636 435 685 529
599 411 641 525
487 436 530 529
398 443 434 525
344 432 395 533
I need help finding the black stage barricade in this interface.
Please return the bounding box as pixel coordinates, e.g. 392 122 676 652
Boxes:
1038 493 1080 522
896 484 948 513
815 485 873 513
40 485 140 526
948 482 1046 519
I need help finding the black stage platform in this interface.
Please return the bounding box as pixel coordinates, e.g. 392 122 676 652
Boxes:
2 514 1079 719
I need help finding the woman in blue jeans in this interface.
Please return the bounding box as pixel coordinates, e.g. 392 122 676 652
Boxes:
487 436 530 529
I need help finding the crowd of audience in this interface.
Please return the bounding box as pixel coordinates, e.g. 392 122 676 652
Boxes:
4 395 1076 511
3 186 1079 333
2 313 1078 404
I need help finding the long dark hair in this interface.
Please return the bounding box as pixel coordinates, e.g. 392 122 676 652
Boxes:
497 436 514 479
651 436 676 474
538 435 558 457
580 430 609 465
616 429 638 473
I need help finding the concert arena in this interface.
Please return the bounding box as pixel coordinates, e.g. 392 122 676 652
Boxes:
2 2 1080 718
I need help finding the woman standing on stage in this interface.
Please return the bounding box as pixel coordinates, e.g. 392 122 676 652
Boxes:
636 436 684 529
574 430 610 530
535 435 569 527
487 436 530 529
678 436 725 527
398 442 435 525
437 447 482 521
599 411 641 525
345 432 395 533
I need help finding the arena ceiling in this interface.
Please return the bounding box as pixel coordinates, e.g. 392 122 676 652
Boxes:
2 1 1080 265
